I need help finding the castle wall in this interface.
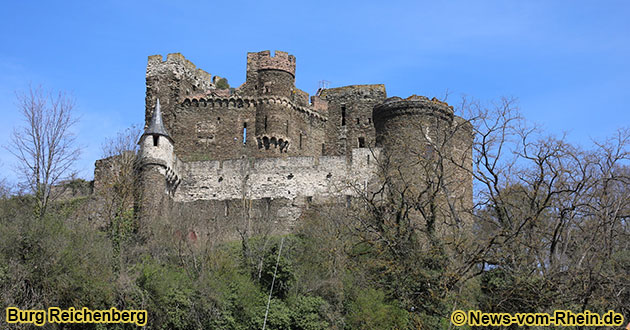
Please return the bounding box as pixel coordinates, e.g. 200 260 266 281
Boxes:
170 97 257 161
176 148 376 202
94 154 126 195
170 148 378 233
170 197 299 241
319 85 386 156
292 88 310 107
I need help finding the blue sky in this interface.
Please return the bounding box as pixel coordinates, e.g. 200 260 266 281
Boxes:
1 0 629 183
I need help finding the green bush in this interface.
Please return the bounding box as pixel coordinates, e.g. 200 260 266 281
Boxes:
215 78 229 89
346 288 410 329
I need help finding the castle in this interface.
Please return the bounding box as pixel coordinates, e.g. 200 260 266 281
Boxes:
94 50 473 238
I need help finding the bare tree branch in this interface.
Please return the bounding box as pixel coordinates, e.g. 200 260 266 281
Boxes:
6 85 81 218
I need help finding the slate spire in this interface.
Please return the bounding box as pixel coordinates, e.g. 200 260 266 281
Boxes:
145 99 170 138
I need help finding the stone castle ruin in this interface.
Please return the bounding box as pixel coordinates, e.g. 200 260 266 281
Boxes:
94 50 473 237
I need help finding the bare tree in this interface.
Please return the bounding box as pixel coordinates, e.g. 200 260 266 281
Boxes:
0 177 11 200
456 97 630 315
6 86 80 218
98 125 142 220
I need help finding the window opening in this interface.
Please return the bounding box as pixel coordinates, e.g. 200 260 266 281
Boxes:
243 123 247 144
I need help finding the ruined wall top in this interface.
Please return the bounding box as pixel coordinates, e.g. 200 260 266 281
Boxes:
247 50 296 76
319 84 387 99
373 95 454 123
147 53 214 85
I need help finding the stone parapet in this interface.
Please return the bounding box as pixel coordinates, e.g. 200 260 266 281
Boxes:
373 95 454 123
247 50 296 76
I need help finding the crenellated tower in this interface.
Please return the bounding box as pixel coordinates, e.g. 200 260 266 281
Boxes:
245 51 298 153
245 50 296 96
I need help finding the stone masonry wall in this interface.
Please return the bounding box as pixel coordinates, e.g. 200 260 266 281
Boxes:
145 53 216 131
172 96 326 161
176 148 376 202
171 148 378 233
320 85 387 156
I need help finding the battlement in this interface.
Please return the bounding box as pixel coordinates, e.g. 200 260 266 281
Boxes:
373 95 454 123
247 50 296 76
147 53 213 84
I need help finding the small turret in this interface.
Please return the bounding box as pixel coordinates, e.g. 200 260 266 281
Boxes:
137 99 178 224
139 99 175 167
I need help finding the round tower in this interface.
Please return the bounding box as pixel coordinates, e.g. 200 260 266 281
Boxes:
246 51 297 153
138 99 176 223
373 95 454 157
373 95 473 230
255 50 295 97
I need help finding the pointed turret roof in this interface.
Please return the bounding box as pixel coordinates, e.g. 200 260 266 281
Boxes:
145 99 170 138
